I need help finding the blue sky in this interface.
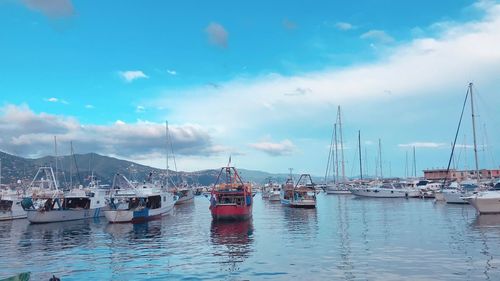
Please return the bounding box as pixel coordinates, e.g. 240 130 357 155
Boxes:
1 0 499 177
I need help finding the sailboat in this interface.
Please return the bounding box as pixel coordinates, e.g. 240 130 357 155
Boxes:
164 121 194 205
325 106 350 194
461 83 500 212
209 161 253 220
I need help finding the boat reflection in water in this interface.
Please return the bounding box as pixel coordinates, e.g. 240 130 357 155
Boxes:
210 219 254 273
472 214 500 228
105 219 163 240
282 204 318 236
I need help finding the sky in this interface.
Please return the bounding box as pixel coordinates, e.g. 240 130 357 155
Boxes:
0 0 499 178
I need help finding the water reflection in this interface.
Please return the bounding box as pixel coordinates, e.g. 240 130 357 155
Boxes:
282 206 318 236
210 219 254 273
105 220 163 240
335 196 354 280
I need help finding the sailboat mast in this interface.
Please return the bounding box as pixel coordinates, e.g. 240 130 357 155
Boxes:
358 130 363 180
469 83 480 186
165 121 169 188
338 106 346 183
413 146 417 177
54 136 58 186
405 151 408 178
378 138 383 179
334 123 339 184
325 123 335 184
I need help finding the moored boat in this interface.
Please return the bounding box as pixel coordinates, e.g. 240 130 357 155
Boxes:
465 190 500 214
0 190 27 221
280 174 317 208
351 182 418 198
174 186 194 205
104 174 175 223
209 166 253 221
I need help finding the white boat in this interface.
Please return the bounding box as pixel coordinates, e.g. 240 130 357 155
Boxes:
0 190 27 221
351 182 418 198
174 187 194 205
104 174 175 223
268 185 281 201
465 190 500 214
325 183 351 195
442 188 470 204
25 186 109 224
280 174 317 208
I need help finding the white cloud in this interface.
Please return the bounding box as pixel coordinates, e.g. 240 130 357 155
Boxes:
153 2 500 139
0 105 219 160
360 29 395 44
85 104 94 109
119 70 149 82
136 105 145 113
205 22 228 48
46 97 58 102
335 22 355 31
167 69 177 76
249 139 296 156
398 142 447 148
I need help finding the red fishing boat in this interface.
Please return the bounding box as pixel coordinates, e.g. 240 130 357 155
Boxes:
209 165 253 220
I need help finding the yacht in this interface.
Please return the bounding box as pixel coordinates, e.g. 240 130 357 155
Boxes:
351 182 419 198
465 190 500 214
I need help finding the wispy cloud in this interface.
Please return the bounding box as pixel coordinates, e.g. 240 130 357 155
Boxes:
135 105 145 113
335 22 355 31
85 104 94 109
360 29 395 44
45 97 68 104
398 142 447 148
249 139 295 156
119 70 149 82
205 22 228 48
166 69 177 76
21 0 74 18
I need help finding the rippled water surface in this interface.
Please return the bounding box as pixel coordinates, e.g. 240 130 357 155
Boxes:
1 194 500 280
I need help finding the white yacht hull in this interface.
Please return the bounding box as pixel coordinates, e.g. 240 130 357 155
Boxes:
434 192 445 201
175 192 194 205
27 207 105 224
466 191 500 214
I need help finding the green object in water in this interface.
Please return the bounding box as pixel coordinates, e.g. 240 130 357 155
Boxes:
0 272 30 281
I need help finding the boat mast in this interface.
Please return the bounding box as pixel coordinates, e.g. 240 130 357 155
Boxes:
469 83 480 186
334 123 339 184
358 130 363 180
324 122 335 184
378 138 383 179
338 106 346 183
54 136 58 186
413 146 417 178
165 121 169 189
405 151 408 178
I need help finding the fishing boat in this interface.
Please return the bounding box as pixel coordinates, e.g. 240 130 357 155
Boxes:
268 183 281 201
209 165 253 220
281 174 317 208
173 186 194 205
22 166 109 223
104 173 176 223
0 190 27 221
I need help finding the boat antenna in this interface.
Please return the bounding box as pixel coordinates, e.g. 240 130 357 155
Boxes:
165 121 169 188
469 83 481 187
443 85 469 188
70 141 82 186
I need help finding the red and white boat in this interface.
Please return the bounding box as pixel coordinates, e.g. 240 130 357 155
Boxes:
209 166 253 221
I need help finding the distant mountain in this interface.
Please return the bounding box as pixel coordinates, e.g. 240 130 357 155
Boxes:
0 151 318 187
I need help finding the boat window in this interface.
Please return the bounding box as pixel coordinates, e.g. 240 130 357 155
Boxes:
163 196 166 202
146 195 162 209
63 198 91 209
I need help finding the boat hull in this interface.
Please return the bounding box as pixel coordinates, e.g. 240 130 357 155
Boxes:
269 193 281 201
351 189 409 198
0 199 27 221
210 204 252 221
27 208 105 224
280 198 316 208
105 204 173 223
175 194 194 205
466 192 500 214
326 190 352 195
443 191 469 204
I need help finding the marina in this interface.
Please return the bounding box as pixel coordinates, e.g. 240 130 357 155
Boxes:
1 194 500 280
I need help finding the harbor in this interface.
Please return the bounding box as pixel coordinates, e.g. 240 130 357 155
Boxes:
1 194 500 280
